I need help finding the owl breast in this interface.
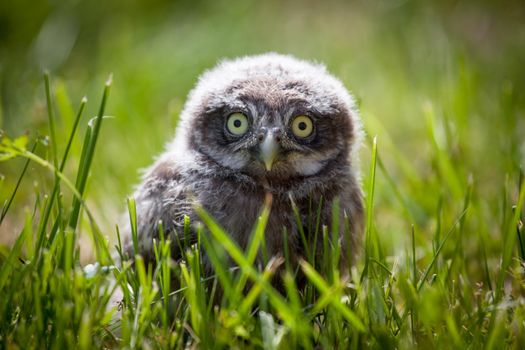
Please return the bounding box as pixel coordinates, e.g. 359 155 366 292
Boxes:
183 151 355 266
205 190 300 262
188 162 299 260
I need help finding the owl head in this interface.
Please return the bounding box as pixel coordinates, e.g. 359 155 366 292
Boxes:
174 53 362 184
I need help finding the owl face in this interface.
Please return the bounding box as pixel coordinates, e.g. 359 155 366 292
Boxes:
178 54 359 183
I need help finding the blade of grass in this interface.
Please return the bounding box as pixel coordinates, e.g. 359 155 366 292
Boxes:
196 205 299 328
233 197 271 299
424 102 464 200
0 219 28 290
42 97 87 245
300 259 365 332
127 197 139 257
69 75 112 230
200 231 235 302
361 135 378 282
44 72 58 168
330 197 341 283
496 179 525 300
444 177 472 284
516 167 525 262
291 196 311 262
417 208 468 292
238 257 283 316
0 142 37 224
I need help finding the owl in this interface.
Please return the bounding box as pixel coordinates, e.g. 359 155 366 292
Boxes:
122 53 364 280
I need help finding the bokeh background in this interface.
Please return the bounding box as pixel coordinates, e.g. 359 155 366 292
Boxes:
1 0 524 263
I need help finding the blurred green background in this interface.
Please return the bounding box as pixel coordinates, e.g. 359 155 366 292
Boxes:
0 0 524 262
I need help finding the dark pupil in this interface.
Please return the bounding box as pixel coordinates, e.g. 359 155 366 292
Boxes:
233 119 242 128
298 121 307 131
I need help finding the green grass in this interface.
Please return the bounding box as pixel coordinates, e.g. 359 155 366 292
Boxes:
1 0 525 348
0 75 524 348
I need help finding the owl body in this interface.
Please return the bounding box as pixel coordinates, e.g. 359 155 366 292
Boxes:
123 53 364 274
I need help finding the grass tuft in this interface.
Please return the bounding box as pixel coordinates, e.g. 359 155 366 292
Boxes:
1 51 525 348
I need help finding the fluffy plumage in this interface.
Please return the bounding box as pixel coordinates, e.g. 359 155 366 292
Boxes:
122 53 364 276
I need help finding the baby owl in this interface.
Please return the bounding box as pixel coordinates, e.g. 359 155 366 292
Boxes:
122 53 364 278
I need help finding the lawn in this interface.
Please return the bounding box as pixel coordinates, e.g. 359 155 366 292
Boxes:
0 0 524 348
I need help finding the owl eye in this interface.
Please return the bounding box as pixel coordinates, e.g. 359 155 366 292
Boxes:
291 115 314 138
226 113 249 136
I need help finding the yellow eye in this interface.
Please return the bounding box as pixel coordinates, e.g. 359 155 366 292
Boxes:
291 115 314 138
226 113 249 136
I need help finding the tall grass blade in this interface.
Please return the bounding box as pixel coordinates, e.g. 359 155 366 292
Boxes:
42 96 87 245
300 260 365 332
496 179 525 299
196 205 298 327
0 142 37 224
417 208 468 292
69 75 112 230
44 72 58 168
361 135 378 282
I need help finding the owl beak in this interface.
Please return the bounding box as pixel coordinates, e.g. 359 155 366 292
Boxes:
260 133 280 171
